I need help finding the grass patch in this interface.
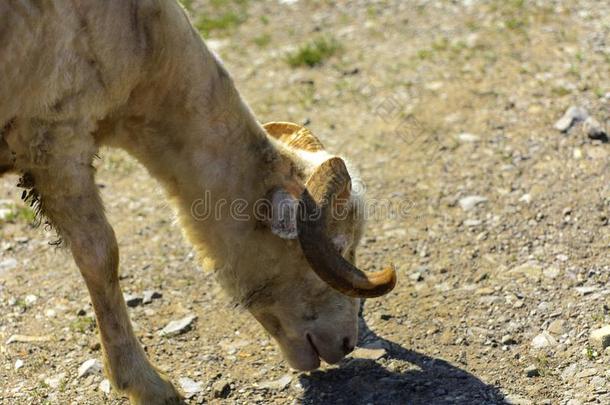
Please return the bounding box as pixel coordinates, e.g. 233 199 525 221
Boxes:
253 33 271 47
71 316 96 333
286 37 341 68
0 204 36 224
196 11 246 37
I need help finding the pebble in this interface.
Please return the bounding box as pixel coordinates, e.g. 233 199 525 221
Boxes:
24 294 37 306
575 286 597 296
78 359 103 378
99 379 111 394
124 293 143 308
256 374 292 391
501 335 516 345
0 258 17 273
582 116 607 140
458 195 488 211
554 106 588 132
44 372 66 389
531 332 557 349
548 320 566 335
351 347 387 360
525 365 540 377
6 334 52 344
543 266 560 279
179 377 203 398
589 325 610 350
456 132 480 142
508 262 542 280
142 290 162 304
14 359 24 370
212 379 232 399
159 315 197 337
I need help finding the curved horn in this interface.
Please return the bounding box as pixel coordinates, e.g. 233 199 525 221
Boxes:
297 157 396 298
263 122 325 152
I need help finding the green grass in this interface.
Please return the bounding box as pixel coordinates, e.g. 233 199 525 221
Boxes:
70 316 96 333
253 33 271 47
0 204 36 224
286 37 341 68
196 11 246 37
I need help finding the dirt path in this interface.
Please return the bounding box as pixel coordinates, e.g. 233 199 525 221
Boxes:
1 1 608 404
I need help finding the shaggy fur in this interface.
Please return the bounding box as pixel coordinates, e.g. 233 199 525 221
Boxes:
0 1 366 403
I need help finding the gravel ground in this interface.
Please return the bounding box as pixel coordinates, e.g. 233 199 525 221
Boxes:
1 0 609 404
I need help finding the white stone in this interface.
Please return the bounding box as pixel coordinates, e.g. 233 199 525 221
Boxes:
179 377 203 398
456 132 480 142
159 315 197 337
24 294 37 306
44 372 66 389
99 379 111 394
459 195 488 211
531 331 557 349
0 258 17 273
554 106 588 132
78 359 103 378
14 359 24 370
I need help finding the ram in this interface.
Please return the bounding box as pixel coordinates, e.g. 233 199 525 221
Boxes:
0 1 396 404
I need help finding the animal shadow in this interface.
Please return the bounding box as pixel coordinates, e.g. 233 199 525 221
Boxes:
299 317 509 405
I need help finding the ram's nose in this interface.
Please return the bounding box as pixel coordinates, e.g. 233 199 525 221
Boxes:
308 333 356 365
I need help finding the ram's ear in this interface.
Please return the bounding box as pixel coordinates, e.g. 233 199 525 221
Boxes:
265 188 299 240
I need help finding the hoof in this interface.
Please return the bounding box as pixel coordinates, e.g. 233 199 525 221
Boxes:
128 374 186 405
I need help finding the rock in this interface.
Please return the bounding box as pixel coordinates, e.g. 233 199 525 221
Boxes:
589 325 610 350
575 368 597 379
78 359 103 378
458 195 488 211
583 116 607 140
548 320 566 335
24 294 37 306
525 365 540 377
256 374 292 390
531 332 557 349
591 375 606 389
554 106 588 132
123 293 143 308
561 363 578 380
456 132 480 142
518 193 532 204
501 335 516 345
543 266 560 279
6 334 52 344
351 347 387 360
508 262 543 280
575 286 597 296
44 372 66 389
142 290 162 304
464 219 482 227
0 258 17 273
99 379 111 394
212 379 232 399
159 315 197 337
219 339 251 355
14 359 24 370
178 377 203 398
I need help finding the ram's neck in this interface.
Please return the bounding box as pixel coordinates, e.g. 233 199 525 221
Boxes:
119 49 289 272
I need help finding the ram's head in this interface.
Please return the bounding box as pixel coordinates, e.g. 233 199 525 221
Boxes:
241 122 396 370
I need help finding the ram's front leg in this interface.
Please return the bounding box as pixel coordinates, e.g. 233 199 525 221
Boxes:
9 121 184 404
